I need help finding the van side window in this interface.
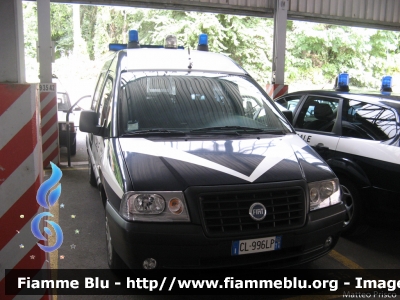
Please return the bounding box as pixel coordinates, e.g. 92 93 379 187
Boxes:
98 77 113 127
92 73 106 111
295 96 339 132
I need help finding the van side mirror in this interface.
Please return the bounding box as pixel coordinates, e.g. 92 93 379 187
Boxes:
282 110 293 125
79 110 102 135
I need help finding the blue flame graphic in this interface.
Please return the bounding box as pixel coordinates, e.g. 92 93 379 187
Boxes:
37 162 62 209
31 162 64 252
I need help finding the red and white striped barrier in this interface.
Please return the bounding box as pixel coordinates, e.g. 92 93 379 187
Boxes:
0 83 49 299
265 84 289 99
40 83 59 169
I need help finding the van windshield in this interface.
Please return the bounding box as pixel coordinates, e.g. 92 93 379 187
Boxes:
119 72 292 135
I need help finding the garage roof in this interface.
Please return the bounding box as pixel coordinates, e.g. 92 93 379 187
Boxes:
30 0 400 31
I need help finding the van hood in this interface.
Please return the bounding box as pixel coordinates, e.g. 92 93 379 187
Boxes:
118 134 335 191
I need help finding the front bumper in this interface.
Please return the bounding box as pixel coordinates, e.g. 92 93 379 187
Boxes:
106 201 346 269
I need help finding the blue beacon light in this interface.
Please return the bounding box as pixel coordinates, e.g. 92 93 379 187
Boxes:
335 73 350 92
197 33 209 51
381 76 392 95
128 30 140 49
109 29 139 51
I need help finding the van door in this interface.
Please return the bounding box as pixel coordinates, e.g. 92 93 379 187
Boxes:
88 72 107 152
337 98 400 193
92 76 114 171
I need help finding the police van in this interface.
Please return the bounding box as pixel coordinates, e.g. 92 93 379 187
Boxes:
275 74 400 235
79 31 346 269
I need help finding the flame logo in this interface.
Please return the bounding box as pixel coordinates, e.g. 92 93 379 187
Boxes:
37 162 62 209
31 162 64 252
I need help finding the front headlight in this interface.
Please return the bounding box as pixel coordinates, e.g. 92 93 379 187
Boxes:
120 191 190 222
308 179 341 211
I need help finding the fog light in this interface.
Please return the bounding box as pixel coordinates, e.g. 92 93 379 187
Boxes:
143 258 157 269
324 236 333 247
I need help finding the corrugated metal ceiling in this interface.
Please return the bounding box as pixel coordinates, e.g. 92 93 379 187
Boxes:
288 0 400 30
35 0 400 31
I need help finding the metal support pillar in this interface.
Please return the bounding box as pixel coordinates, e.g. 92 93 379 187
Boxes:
272 0 288 85
0 0 25 83
37 0 53 83
267 0 289 99
37 0 60 167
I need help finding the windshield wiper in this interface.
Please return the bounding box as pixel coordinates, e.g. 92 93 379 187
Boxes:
190 126 285 135
121 129 186 136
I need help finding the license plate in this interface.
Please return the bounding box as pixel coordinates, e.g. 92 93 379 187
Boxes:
231 236 281 256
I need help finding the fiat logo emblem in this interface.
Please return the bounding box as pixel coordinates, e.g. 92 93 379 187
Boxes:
249 202 267 221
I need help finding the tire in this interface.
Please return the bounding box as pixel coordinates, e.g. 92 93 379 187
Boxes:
106 216 127 269
340 177 365 236
88 155 97 187
99 184 107 208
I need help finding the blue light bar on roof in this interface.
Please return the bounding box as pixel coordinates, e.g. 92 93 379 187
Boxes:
335 73 350 92
381 76 392 95
109 43 127 51
140 45 185 49
197 33 209 51
141 45 164 48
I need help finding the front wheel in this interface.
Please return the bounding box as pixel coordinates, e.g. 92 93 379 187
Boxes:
340 177 364 236
106 216 127 269
88 154 97 187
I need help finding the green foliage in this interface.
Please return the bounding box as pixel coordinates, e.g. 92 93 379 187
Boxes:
23 4 400 89
50 3 73 58
286 22 400 88
23 2 73 59
85 7 273 84
122 10 273 84
81 5 98 60
23 2 38 58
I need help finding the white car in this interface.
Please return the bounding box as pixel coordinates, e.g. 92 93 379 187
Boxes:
57 91 77 155
276 84 400 235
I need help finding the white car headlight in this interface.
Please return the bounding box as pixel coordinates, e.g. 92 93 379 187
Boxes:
120 191 190 222
308 179 341 211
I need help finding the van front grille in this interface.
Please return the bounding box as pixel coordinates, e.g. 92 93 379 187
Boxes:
200 187 305 237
